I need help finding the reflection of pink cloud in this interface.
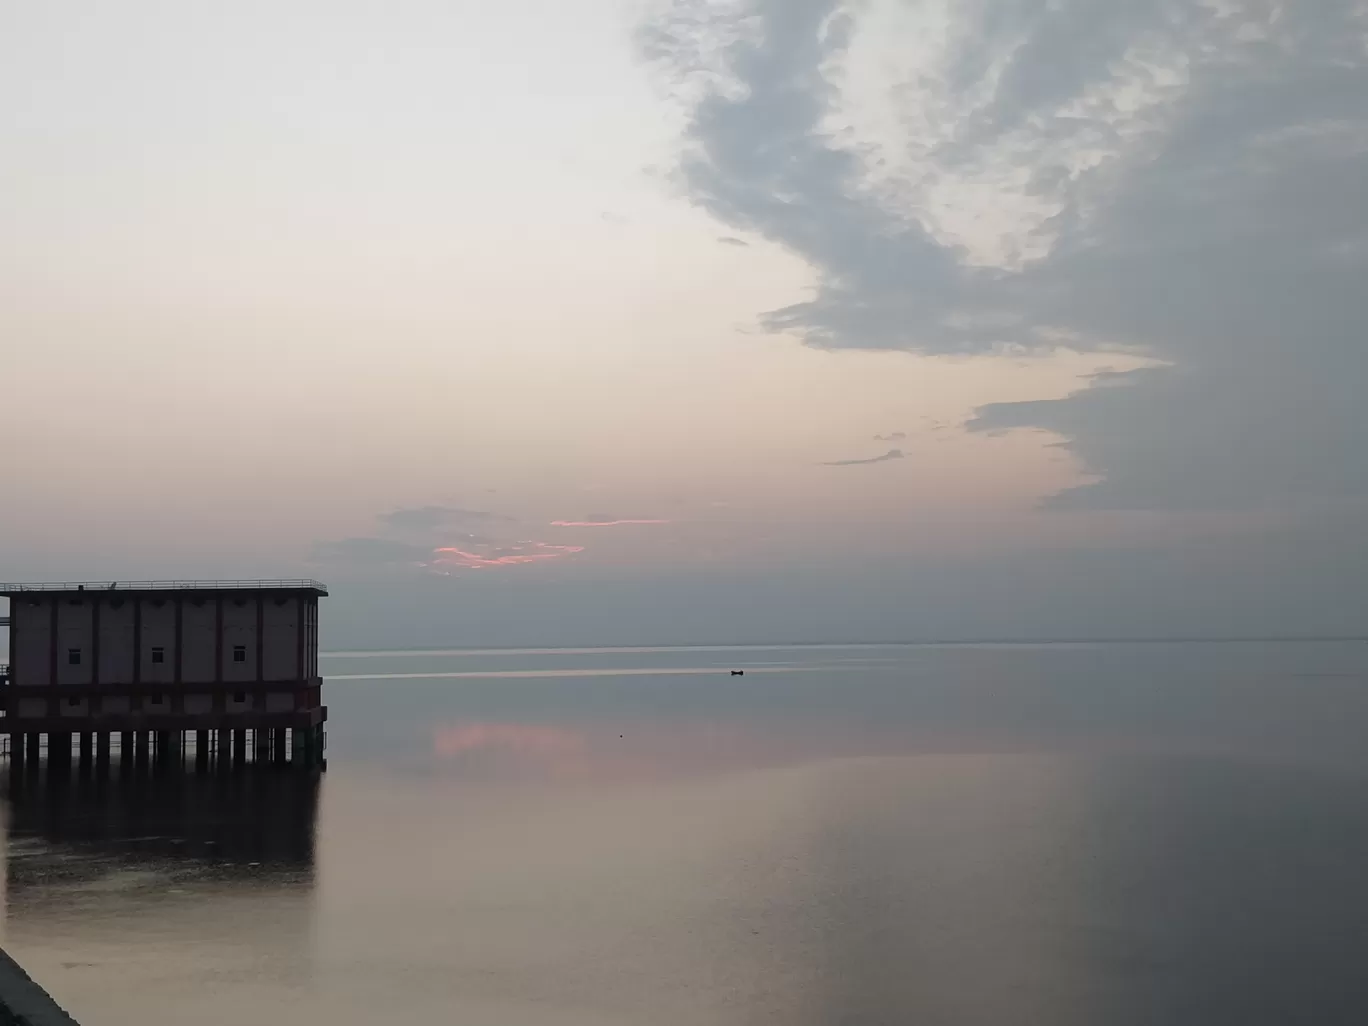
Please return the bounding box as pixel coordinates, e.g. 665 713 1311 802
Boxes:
551 519 671 528
435 723 586 759
430 719 895 783
430 541 584 570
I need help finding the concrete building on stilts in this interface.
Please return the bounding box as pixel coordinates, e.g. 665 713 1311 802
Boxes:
0 580 326 774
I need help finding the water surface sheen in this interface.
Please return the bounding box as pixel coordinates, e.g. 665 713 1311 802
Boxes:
6 641 1368 1025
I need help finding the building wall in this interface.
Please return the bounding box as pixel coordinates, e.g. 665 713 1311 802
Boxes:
266 692 296 713
12 598 51 687
221 596 258 682
305 599 319 677
141 598 177 685
263 596 302 681
98 597 136 684
5 589 320 695
182 597 217 683
55 596 94 687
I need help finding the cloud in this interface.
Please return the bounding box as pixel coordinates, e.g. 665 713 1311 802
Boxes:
316 505 584 573
873 431 906 442
431 542 585 570
551 517 672 527
717 236 750 246
642 0 1368 512
822 448 904 467
379 506 513 532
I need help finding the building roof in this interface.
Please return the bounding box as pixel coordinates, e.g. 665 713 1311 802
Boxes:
0 579 328 597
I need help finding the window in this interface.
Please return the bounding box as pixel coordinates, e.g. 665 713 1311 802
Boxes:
150 694 164 705
233 645 247 663
67 697 80 707
233 692 247 703
151 647 165 664
67 648 82 666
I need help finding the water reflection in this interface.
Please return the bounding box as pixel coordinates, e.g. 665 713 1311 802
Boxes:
2 768 318 974
1 642 1366 1025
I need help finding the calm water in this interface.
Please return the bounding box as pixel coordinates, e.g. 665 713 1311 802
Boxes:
5 641 1368 1025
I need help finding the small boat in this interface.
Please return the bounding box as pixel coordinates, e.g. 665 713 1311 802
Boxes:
730 670 745 677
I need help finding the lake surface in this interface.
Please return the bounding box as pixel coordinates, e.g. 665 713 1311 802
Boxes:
5 641 1368 1025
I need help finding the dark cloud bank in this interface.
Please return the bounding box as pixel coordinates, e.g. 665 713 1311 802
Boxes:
642 0 1368 513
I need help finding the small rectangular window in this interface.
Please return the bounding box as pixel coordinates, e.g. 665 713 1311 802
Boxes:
232 645 247 664
150 694 164 705
233 692 246 703
151 647 165 664
67 648 82 665
67 697 80 707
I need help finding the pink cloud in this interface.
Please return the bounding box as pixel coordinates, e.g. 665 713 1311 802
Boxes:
429 541 584 570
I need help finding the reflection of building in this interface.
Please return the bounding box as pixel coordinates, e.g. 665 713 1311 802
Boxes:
0 581 326 771
4 767 320 938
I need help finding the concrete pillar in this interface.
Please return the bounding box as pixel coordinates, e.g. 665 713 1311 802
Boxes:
78 732 93 774
233 729 247 765
10 734 23 769
96 732 111 770
274 728 289 767
50 733 72 774
134 731 150 770
217 729 231 769
120 731 134 765
252 728 266 764
25 733 41 772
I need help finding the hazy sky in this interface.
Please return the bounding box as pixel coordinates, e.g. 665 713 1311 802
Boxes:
2 0 1365 645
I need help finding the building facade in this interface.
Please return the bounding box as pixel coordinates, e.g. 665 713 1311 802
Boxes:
0 580 326 769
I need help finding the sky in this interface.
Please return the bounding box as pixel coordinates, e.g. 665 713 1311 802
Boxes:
1 0 1365 646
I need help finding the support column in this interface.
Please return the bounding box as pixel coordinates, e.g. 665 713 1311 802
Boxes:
252 727 266 764
232 729 247 765
10 733 23 769
134 730 150 770
96 732 111 771
25 734 41 772
195 730 209 772
217 728 231 769
50 733 72 775
78 732 93 774
120 731 135 769
274 728 289 767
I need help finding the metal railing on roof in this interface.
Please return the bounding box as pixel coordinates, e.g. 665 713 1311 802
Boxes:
0 580 327 594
